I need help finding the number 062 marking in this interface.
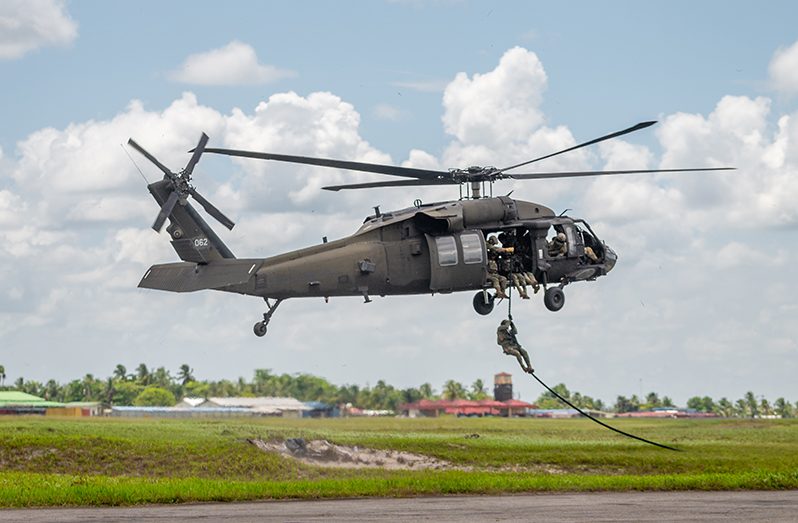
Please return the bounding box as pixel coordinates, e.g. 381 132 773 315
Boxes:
193 238 209 248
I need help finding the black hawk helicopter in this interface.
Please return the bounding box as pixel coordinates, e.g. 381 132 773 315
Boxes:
128 121 730 336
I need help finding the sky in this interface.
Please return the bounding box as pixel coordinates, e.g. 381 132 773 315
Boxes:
1 0 797 406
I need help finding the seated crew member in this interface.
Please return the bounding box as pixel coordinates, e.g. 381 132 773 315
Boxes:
486 255 509 299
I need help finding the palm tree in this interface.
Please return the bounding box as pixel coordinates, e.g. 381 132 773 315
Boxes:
744 391 759 418
136 364 150 386
82 374 96 401
113 365 127 381
104 377 116 407
44 380 60 401
177 364 195 385
716 397 734 417
419 383 435 399
735 398 748 417
469 379 487 400
759 398 772 417
442 380 466 400
774 398 793 418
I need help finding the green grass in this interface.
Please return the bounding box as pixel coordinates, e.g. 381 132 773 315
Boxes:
1 416 797 507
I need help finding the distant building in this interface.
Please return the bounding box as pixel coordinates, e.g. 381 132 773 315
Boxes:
61 402 103 417
0 391 64 415
399 398 535 417
175 397 205 408
303 401 338 418
616 408 719 419
198 397 311 417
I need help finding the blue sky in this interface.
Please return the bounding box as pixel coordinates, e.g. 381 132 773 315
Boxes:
5 1 797 158
1 0 798 406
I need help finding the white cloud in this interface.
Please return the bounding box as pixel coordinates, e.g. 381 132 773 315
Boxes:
2 45 797 405
0 0 77 59
442 46 547 146
769 39 798 94
373 103 404 121
170 41 295 86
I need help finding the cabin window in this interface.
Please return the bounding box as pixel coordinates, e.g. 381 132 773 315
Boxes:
435 236 458 266
460 232 483 265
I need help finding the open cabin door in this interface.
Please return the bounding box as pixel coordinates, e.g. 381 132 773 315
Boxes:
425 230 486 292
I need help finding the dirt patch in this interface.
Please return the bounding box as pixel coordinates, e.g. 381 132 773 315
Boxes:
248 438 462 470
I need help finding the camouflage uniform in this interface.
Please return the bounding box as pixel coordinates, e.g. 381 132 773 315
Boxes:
584 246 598 262
501 257 529 299
496 319 533 373
486 258 508 298
487 235 502 254
547 232 567 257
510 272 530 299
522 271 541 293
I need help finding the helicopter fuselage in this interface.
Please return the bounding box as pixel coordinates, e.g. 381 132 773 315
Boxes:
221 196 616 304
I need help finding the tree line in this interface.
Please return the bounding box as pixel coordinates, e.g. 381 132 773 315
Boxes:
0 363 795 417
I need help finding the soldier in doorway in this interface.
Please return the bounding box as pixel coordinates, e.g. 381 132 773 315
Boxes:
547 232 568 257
496 319 533 373
488 250 507 298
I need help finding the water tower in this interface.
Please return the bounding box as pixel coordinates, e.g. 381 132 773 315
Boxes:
493 372 513 401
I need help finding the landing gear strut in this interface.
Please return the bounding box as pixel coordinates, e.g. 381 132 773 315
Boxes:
253 298 283 337
472 290 496 315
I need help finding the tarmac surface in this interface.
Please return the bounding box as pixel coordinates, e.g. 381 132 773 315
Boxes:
2 491 797 522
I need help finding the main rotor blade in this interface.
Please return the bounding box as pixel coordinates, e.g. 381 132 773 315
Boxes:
128 139 173 177
202 148 448 181
183 133 209 178
188 188 235 230
498 121 657 174
506 166 735 180
322 179 458 191
152 191 180 232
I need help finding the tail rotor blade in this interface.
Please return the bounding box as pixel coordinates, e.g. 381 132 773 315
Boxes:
128 139 173 177
183 133 209 178
189 188 235 230
152 191 180 232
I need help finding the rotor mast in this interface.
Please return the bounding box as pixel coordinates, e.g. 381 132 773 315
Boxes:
470 180 481 199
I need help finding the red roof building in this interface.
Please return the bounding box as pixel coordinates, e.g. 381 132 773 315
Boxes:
399 398 536 417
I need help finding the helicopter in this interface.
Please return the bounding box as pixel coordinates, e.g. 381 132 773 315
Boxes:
128 121 731 337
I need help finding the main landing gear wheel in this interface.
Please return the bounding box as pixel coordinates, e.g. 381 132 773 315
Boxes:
473 291 495 315
544 287 565 312
253 322 268 337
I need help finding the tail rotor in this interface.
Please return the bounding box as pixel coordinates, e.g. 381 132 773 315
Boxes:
126 133 235 232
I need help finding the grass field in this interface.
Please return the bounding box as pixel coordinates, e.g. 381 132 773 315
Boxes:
1 416 797 507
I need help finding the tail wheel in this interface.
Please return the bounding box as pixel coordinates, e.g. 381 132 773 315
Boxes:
253 322 268 337
473 291 495 315
544 287 565 312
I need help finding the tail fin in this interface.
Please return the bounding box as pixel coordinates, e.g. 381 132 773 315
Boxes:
148 179 235 263
127 133 236 264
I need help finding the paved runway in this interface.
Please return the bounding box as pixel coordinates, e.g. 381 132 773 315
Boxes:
2 491 797 522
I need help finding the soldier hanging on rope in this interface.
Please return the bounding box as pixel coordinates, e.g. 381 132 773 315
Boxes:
496 318 533 374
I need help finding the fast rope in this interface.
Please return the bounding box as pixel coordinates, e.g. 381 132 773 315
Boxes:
505 288 680 452
526 370 680 451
